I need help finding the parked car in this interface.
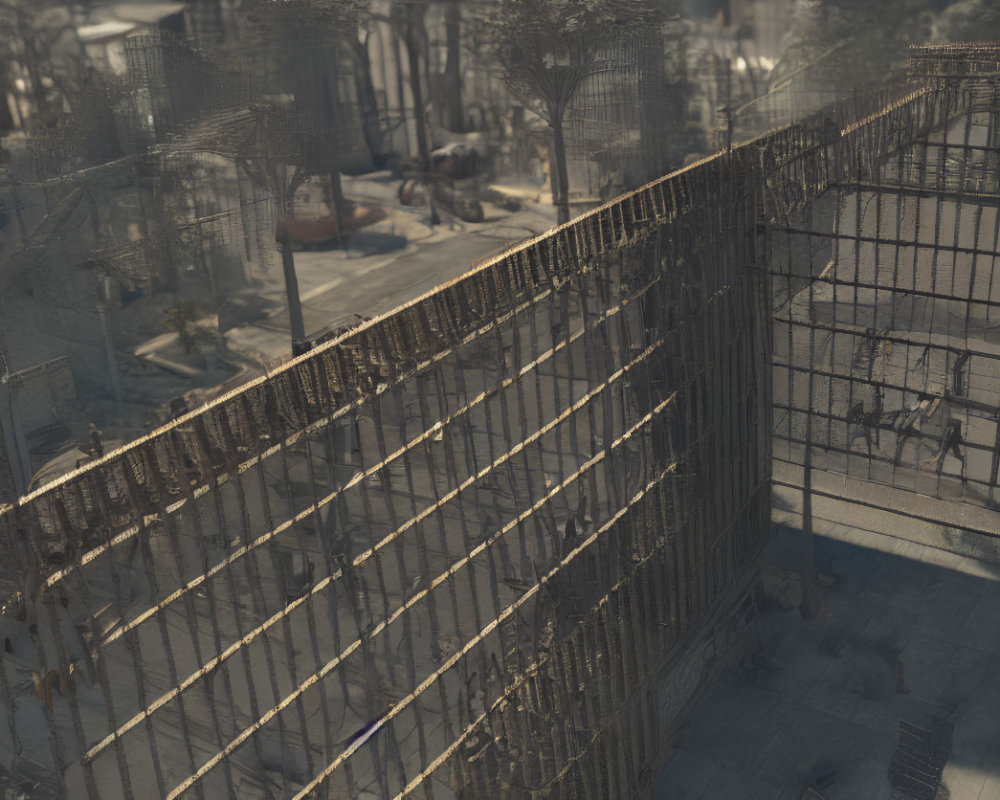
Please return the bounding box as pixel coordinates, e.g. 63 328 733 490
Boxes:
276 204 387 248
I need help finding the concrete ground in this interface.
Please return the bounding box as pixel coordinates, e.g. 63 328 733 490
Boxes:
653 518 1000 800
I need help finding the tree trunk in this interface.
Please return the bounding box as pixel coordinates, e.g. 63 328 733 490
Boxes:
280 237 306 344
250 158 307 352
442 1 463 133
329 169 349 238
278 161 307 346
391 30 408 153
350 36 385 163
638 28 668 182
511 105 526 176
321 69 349 234
548 144 559 208
404 7 431 170
551 113 570 225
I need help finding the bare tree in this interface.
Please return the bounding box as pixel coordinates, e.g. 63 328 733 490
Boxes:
482 0 663 225
392 0 433 171
163 102 328 348
349 16 390 165
440 0 464 133
242 0 368 232
239 110 314 347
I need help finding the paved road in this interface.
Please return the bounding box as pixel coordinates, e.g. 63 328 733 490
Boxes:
225 202 559 364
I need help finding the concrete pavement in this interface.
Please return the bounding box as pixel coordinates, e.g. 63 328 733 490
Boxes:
654 519 1000 800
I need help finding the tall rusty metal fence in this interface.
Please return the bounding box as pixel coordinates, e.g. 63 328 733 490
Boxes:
1 43 997 800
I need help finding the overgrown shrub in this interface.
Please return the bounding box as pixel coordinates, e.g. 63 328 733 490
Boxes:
162 299 205 353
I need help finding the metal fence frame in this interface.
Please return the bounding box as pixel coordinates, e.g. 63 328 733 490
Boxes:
0 43 998 800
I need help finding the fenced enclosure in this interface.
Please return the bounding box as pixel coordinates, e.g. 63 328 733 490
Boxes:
772 44 1000 559
1 43 999 800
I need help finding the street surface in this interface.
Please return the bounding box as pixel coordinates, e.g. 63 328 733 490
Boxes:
225 192 558 365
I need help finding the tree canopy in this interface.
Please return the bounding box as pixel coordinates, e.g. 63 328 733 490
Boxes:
482 0 666 122
480 0 669 223
934 0 1000 43
772 0 936 94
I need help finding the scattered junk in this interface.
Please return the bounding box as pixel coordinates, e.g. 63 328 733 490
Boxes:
276 204 387 249
32 666 73 713
396 178 431 207
888 718 953 800
217 295 270 333
437 183 484 222
478 186 522 212
340 705 395 756
87 423 103 459
293 313 373 356
894 658 909 694
398 178 484 223
429 142 488 181
282 552 315 601
805 761 839 794
394 140 522 222
167 395 190 421
392 142 493 182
